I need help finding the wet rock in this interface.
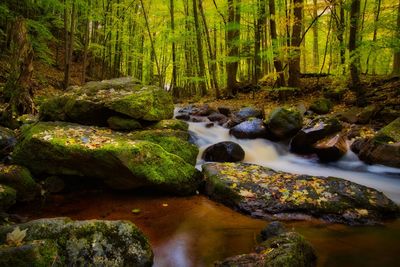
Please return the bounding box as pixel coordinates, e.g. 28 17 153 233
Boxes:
190 116 208 123
0 218 153 266
309 98 333 115
0 127 16 160
208 113 228 125
191 104 216 116
40 77 173 126
290 116 342 154
313 133 348 162
0 164 40 202
223 116 242 129
175 114 190 121
215 230 316 267
202 142 245 163
218 106 231 116
235 107 263 120
350 138 369 154
0 184 16 212
205 123 214 128
107 116 142 131
357 118 400 168
265 107 303 140
203 162 399 225
229 119 267 139
12 122 200 195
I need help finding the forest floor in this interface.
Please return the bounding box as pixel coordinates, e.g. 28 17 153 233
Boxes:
0 53 399 128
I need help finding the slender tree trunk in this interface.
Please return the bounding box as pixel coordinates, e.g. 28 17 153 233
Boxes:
288 0 304 87
193 0 207 96
392 0 400 76
349 0 364 104
254 0 265 84
170 0 179 97
82 0 90 83
64 0 76 89
226 0 241 96
199 0 220 98
313 0 319 72
269 0 285 86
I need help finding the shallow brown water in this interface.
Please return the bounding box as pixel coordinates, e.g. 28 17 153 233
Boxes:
15 191 400 267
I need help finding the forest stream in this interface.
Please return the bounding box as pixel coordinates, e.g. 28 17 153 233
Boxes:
14 108 400 267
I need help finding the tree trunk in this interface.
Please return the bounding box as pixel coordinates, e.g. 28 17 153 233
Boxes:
269 0 285 86
170 0 179 98
288 0 304 87
392 0 400 76
313 0 319 71
3 17 36 126
82 0 90 84
254 0 265 84
226 0 240 96
349 0 364 105
199 0 220 99
64 0 76 89
193 0 207 96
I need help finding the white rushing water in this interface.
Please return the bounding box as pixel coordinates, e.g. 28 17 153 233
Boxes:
186 119 400 203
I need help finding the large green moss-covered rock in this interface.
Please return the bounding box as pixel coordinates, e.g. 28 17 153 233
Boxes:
203 162 399 225
148 119 189 131
265 107 303 140
40 77 174 126
309 98 333 115
0 218 153 266
12 122 200 195
357 117 400 168
0 164 40 202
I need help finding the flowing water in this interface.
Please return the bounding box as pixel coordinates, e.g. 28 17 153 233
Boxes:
15 115 400 267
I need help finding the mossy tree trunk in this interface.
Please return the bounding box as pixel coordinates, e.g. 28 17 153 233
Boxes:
3 16 36 126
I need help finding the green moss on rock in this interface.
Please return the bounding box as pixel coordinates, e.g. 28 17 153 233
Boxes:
12 122 199 195
309 98 333 114
107 116 142 131
148 119 189 131
202 162 399 225
0 218 153 267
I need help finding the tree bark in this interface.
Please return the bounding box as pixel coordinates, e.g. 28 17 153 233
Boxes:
349 0 365 105
313 0 319 71
288 0 304 87
64 0 76 89
392 0 400 76
199 0 220 98
4 17 36 125
269 0 285 86
170 0 179 98
226 0 241 96
193 0 207 96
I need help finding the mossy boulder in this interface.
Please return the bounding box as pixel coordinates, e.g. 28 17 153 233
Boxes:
309 98 333 115
107 116 142 131
40 77 174 126
12 122 200 195
357 117 400 168
265 107 303 140
202 162 399 225
0 218 153 266
0 184 16 211
0 164 40 202
215 224 316 267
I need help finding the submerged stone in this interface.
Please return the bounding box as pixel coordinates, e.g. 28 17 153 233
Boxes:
0 218 153 266
12 122 200 195
203 162 399 225
40 77 174 126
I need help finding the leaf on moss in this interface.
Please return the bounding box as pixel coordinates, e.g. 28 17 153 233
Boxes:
6 227 27 246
